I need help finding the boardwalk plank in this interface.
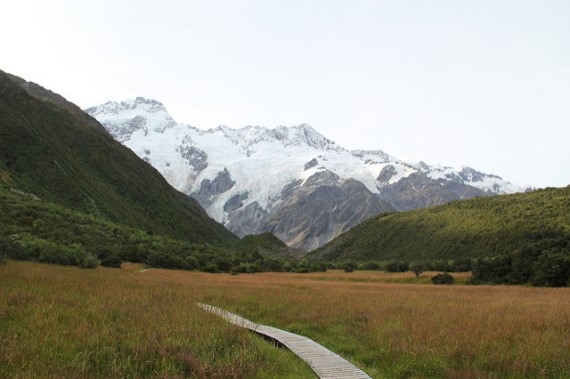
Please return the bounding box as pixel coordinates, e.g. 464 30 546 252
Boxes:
198 303 371 379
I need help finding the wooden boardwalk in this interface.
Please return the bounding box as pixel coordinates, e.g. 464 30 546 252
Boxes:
198 303 371 379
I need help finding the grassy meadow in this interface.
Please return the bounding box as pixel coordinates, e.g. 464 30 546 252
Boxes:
1 261 569 378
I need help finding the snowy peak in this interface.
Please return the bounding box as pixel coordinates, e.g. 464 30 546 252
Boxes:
86 97 530 250
90 98 340 153
351 150 396 165
85 97 176 141
413 164 523 194
206 123 341 152
270 124 340 151
85 97 171 118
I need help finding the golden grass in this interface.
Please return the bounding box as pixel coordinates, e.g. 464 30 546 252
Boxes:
2 262 569 378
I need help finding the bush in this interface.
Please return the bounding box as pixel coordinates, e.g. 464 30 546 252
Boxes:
15 236 90 267
310 262 327 272
451 257 473 272
343 261 357 273
431 272 455 285
0 238 24 261
471 256 512 284
80 254 98 269
185 255 199 270
281 261 294 272
360 261 380 270
470 246 570 286
386 261 409 273
203 263 219 273
530 250 570 287
147 252 184 269
231 262 258 274
427 260 452 272
100 255 123 268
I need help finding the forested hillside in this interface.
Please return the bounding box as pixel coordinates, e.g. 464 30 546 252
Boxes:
0 70 234 244
313 186 570 262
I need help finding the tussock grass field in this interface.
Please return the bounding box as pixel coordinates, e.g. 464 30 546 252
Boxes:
1 261 569 378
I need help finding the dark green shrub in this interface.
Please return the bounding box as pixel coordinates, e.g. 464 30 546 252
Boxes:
386 261 409 273
80 254 98 269
0 238 21 263
231 262 258 274
451 257 473 272
471 256 512 284
530 250 570 287
214 257 231 272
343 261 357 273
100 255 123 268
281 261 294 272
431 272 455 285
185 255 199 270
360 261 380 270
258 258 285 272
203 263 219 273
309 262 327 272
428 260 452 272
1 238 29 260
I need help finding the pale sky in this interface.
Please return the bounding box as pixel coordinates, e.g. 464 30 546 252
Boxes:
2 0 569 188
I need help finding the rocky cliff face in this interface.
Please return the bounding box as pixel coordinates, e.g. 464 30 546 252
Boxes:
263 171 394 251
86 97 529 251
378 172 490 210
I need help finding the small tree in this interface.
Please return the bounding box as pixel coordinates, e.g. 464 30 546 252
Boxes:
411 263 425 278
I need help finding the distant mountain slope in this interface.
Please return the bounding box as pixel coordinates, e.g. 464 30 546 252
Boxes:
310 186 570 262
86 98 528 250
0 70 235 245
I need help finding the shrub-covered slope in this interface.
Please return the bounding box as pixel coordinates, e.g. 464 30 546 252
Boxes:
311 186 570 261
0 70 235 245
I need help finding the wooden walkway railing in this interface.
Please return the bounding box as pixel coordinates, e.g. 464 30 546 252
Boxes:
198 303 371 379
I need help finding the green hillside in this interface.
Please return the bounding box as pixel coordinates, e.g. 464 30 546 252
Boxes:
0 184 221 269
0 70 305 272
311 186 570 262
0 70 235 245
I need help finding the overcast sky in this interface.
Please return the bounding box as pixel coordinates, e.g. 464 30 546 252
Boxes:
2 0 569 188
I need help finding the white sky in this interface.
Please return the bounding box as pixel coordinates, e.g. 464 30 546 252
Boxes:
2 0 569 188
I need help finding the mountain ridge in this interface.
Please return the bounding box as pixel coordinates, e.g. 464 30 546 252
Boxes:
86 97 530 250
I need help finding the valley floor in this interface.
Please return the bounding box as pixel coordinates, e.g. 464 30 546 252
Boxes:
1 261 569 378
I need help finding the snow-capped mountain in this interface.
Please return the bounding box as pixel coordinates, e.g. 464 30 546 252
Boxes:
86 98 528 250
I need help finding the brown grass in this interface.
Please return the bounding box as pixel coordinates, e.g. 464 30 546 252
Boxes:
1 262 569 378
